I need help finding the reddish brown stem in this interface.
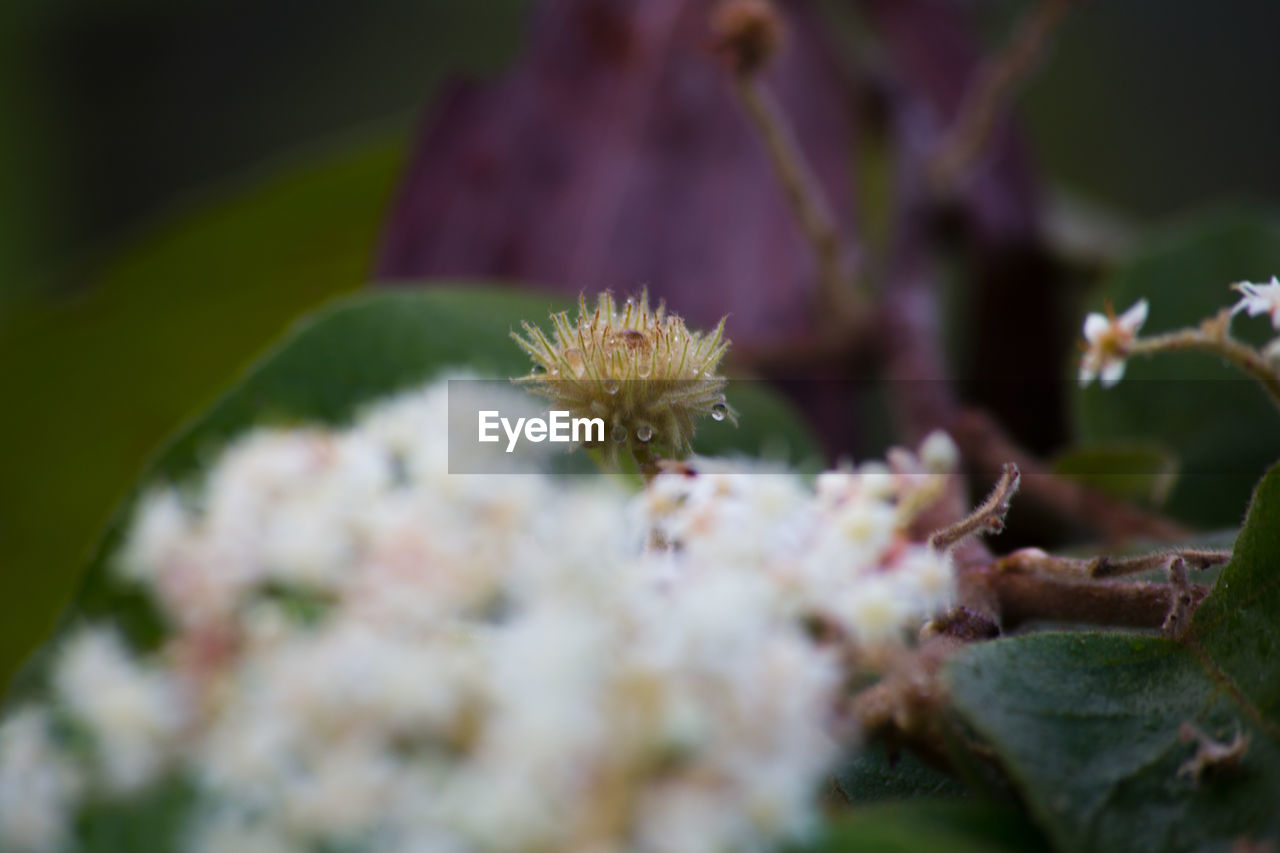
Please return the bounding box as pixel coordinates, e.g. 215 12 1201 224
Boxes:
955 550 1212 632
952 409 1189 543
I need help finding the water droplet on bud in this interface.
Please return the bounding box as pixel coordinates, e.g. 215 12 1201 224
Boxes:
611 424 628 443
603 378 621 395
637 358 652 379
636 424 654 442
711 402 728 421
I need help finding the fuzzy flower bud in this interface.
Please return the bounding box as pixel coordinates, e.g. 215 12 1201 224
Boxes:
710 0 785 76
512 292 734 466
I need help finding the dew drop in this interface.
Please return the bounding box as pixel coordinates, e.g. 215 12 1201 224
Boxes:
603 378 621 395
636 424 654 442
637 358 652 379
611 424 628 443
711 402 728 422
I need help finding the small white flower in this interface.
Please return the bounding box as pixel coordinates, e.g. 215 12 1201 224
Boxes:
1231 276 1280 329
918 430 960 474
1079 299 1148 388
53 629 186 792
119 489 190 582
843 579 909 645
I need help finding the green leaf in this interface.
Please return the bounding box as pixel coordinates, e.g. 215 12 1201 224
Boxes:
1050 442 1179 507
6 287 820 701
1072 210 1280 527
75 781 192 853
0 135 404 694
946 463 1280 852
798 800 1045 853
832 741 966 804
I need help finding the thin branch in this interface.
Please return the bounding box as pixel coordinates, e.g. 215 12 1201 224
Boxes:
929 0 1074 190
1130 312 1280 413
998 574 1209 632
952 410 1190 542
996 547 1231 580
1162 556 1196 640
929 462 1020 551
968 551 1213 631
730 75 865 331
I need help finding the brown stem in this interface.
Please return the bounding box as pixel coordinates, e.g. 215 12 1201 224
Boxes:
729 74 864 331
1131 317 1280 413
962 552 1212 631
929 0 1073 190
929 462 1020 551
952 409 1190 543
1161 556 1196 639
999 547 1231 580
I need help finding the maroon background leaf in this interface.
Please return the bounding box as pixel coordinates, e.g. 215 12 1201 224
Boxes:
374 0 1064 454
375 0 860 348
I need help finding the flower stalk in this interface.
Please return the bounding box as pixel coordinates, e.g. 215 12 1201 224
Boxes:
1127 312 1280 413
711 0 865 333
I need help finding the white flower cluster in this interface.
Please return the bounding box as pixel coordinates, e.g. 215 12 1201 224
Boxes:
643 442 958 652
0 379 962 853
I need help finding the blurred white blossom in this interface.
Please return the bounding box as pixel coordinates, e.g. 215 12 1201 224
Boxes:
54 628 185 792
0 708 82 853
0 377 964 852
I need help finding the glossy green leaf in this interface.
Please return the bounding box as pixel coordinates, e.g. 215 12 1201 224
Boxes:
0 135 404 694
947 463 1280 852
1072 210 1280 527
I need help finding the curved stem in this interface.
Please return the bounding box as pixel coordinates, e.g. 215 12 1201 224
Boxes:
929 0 1073 190
730 75 865 332
1129 324 1280 413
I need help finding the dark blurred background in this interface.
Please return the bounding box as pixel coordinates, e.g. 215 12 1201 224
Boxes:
3 0 1280 691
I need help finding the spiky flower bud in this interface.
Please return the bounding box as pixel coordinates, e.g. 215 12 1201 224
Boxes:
512 292 734 468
